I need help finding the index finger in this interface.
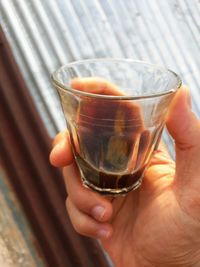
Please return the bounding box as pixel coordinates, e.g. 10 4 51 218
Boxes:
70 77 124 96
49 130 74 167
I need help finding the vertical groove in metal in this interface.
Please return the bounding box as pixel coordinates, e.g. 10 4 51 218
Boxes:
101 0 137 58
39 0 81 60
181 0 200 50
117 0 150 60
70 0 107 57
81 0 124 57
56 0 94 58
156 0 200 114
131 0 170 64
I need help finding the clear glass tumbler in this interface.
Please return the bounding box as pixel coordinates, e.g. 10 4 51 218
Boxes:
52 59 181 196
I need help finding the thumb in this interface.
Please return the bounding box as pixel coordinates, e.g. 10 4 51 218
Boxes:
166 86 200 182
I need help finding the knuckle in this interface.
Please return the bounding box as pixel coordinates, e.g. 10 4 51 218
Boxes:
71 189 96 212
72 189 85 205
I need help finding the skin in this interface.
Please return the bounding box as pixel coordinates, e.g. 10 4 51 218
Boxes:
49 80 200 267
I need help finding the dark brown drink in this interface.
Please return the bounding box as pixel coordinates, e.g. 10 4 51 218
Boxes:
75 153 148 194
69 87 152 194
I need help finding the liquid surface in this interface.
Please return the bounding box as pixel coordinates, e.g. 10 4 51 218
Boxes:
76 153 147 193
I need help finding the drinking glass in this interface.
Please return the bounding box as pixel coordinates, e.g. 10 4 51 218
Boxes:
52 59 181 196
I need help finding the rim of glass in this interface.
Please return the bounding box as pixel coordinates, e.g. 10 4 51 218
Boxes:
51 58 182 100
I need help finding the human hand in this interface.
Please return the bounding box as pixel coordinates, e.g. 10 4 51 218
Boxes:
50 80 200 267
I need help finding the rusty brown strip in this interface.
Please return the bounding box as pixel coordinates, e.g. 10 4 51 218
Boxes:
0 27 109 267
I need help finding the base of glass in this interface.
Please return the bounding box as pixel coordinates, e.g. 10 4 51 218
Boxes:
81 176 143 197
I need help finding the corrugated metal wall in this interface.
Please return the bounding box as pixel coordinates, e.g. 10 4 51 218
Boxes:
1 0 199 140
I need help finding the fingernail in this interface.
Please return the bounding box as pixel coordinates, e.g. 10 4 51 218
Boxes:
91 206 106 221
97 229 110 239
49 142 64 164
51 142 64 155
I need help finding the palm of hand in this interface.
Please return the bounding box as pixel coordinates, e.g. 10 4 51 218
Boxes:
102 148 200 267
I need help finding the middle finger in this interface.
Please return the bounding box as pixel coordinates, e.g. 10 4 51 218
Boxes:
63 164 113 222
